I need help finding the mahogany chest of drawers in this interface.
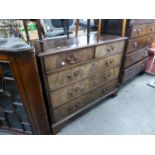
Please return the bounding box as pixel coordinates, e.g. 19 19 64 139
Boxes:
36 34 127 133
102 19 155 83
0 38 50 134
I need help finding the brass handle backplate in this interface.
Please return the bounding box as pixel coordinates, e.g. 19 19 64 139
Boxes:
67 70 80 81
136 29 142 34
68 86 84 97
106 45 114 52
105 59 114 66
66 55 81 64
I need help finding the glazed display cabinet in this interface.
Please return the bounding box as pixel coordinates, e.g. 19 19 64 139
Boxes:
0 37 50 134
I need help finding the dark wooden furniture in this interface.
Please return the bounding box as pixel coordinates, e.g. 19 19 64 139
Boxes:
35 33 127 133
102 19 155 83
0 38 50 134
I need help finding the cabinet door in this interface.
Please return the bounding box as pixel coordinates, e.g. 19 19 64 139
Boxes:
0 61 32 134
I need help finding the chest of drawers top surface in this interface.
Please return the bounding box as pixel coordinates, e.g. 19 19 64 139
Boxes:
38 34 127 56
128 19 155 25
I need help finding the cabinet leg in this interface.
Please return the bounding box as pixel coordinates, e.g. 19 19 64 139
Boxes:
52 125 62 135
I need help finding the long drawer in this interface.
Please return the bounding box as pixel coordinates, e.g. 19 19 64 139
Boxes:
95 40 125 58
123 58 148 83
50 66 120 108
47 61 94 91
47 54 122 90
124 47 148 68
53 79 118 122
146 23 155 34
44 47 95 72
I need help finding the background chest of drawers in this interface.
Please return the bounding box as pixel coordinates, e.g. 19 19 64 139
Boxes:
0 38 50 134
36 34 127 133
102 19 155 83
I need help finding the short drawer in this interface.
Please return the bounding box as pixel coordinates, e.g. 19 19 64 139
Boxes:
47 61 94 90
127 37 146 54
53 79 118 122
95 40 125 58
124 47 148 68
130 24 147 38
44 47 94 72
50 66 120 108
145 34 155 46
91 79 118 101
146 23 155 34
123 58 148 82
93 66 120 85
95 54 122 72
145 35 153 46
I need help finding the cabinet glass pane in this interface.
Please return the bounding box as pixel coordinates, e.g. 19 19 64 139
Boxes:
0 62 32 133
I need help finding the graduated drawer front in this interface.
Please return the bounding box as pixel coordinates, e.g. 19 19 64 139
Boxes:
147 33 155 44
95 54 122 73
145 34 154 46
44 47 94 72
146 23 155 34
124 47 148 68
50 66 120 108
53 79 118 122
93 66 120 85
95 40 125 58
123 58 148 82
130 24 147 38
127 37 146 54
47 54 122 90
50 78 94 108
47 61 94 91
